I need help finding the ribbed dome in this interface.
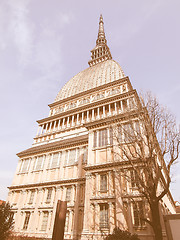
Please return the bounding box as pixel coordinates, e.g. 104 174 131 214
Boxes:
55 60 125 102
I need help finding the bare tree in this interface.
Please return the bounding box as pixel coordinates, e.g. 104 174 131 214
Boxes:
112 92 180 240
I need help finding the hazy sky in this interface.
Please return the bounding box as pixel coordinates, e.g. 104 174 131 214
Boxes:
0 0 180 201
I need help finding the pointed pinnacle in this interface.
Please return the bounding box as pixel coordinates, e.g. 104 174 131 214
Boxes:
98 14 105 38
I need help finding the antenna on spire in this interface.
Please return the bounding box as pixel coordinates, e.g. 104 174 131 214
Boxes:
88 15 112 67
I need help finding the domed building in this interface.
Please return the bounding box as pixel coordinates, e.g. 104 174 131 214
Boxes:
7 16 175 240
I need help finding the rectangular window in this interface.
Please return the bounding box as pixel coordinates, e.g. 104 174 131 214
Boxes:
133 201 145 227
135 121 141 137
100 174 107 192
117 125 123 142
123 123 135 142
99 129 107 147
21 159 30 173
76 148 80 163
41 211 49 231
51 153 60 168
123 123 131 141
23 212 30 230
66 187 71 202
100 204 109 229
83 147 88 163
34 156 44 171
130 170 139 188
46 189 52 203
29 190 35 204
94 129 111 148
69 149 76 165
109 128 113 145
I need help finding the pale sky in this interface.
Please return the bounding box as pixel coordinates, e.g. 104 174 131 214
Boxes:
0 0 180 201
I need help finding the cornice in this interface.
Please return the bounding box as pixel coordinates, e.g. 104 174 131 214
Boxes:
8 177 86 190
83 109 142 130
84 160 132 171
17 135 88 158
37 89 137 124
33 125 86 140
49 76 131 108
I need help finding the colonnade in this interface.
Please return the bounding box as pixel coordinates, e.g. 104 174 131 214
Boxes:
36 97 135 138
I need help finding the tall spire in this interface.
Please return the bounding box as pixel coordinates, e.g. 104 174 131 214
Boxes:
96 14 106 44
88 15 112 67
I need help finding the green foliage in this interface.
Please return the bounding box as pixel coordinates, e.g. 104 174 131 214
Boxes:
0 202 14 240
105 227 140 240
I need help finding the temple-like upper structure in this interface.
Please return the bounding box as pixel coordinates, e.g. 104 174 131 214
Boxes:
55 15 123 102
88 15 112 67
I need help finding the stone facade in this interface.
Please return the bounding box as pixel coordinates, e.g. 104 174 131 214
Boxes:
7 15 176 240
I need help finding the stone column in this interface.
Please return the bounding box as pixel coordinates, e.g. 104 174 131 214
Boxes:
94 203 100 232
108 171 114 196
120 100 123 112
41 124 44 134
103 105 106 118
67 117 70 127
71 185 76 204
109 104 111 116
92 174 96 196
62 118 65 128
77 114 79 125
82 112 84 123
72 115 75 126
47 210 52 232
34 188 38 206
58 119 61 130
109 202 114 232
82 173 92 233
37 211 42 231
49 121 52 132
18 211 24 230
95 173 99 197
36 126 40 136
114 102 117 114
39 188 45 205
127 98 130 109
126 199 133 233
92 109 95 120
45 123 48 133
87 110 89 122
53 120 56 131
97 107 100 119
